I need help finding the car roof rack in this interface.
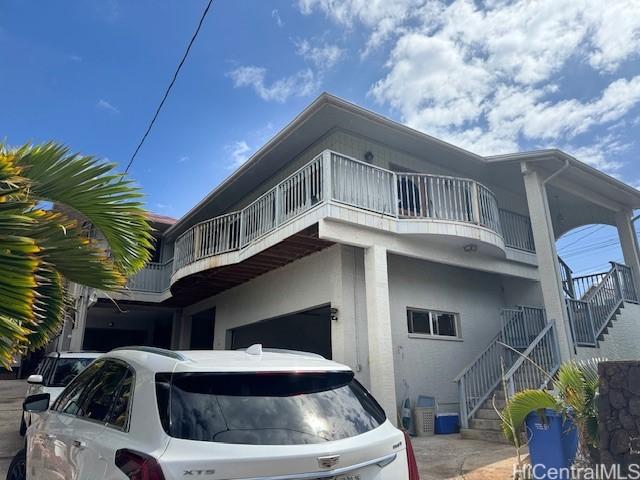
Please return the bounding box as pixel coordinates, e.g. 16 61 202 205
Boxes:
110 346 186 361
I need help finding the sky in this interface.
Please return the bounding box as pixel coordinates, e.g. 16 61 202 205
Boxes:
1 0 640 275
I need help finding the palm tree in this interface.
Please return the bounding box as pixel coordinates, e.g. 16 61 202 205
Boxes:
0 142 153 368
502 360 600 465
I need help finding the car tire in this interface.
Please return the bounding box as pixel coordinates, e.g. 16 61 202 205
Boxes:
18 416 26 437
6 448 26 480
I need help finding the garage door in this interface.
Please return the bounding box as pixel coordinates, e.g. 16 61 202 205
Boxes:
230 305 332 359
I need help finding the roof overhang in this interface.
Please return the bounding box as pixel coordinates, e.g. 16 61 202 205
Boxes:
487 150 640 211
165 94 640 238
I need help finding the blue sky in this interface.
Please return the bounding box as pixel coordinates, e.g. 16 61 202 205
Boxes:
1 0 639 275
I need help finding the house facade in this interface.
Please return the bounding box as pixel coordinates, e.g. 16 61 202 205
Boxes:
60 94 640 439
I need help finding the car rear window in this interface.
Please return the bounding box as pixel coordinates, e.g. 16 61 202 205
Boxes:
155 371 386 445
49 358 95 387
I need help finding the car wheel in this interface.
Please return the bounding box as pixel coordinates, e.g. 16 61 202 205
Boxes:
6 449 26 480
18 416 26 437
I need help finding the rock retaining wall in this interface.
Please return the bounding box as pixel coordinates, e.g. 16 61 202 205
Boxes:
599 361 640 471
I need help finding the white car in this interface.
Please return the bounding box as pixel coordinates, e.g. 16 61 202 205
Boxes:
24 345 420 480
21 351 101 435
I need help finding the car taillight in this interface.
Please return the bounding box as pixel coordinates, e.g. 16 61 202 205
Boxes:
115 449 166 480
403 431 420 480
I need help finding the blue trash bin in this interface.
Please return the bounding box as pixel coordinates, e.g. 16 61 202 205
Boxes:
525 410 578 479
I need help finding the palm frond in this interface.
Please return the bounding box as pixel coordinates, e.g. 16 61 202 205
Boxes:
13 142 153 275
26 265 66 349
502 389 562 444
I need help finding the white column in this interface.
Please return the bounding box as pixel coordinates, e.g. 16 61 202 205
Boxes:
616 210 640 290
69 286 89 351
522 166 574 361
364 244 398 424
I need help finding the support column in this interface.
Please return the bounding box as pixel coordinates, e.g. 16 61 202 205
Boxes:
522 166 574 361
363 245 398 424
69 285 89 351
616 210 640 291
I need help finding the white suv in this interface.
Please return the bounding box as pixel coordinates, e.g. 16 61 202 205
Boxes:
21 351 101 435
24 345 420 480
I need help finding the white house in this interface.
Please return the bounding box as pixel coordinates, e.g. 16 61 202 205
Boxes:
60 93 640 441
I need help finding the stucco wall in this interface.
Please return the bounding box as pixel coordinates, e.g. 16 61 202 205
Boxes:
387 254 513 412
577 302 640 362
182 244 372 387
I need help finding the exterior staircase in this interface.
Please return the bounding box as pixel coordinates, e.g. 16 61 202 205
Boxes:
456 260 638 444
562 261 638 347
455 306 559 442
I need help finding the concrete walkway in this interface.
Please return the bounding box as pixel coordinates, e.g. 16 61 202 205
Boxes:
0 380 522 479
412 434 525 479
0 380 27 478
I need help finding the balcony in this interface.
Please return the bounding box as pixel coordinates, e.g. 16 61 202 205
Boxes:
123 150 537 296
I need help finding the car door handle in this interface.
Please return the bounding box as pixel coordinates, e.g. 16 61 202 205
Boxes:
73 440 87 449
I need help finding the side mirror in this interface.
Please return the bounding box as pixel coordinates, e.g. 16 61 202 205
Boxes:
23 393 50 413
27 374 43 385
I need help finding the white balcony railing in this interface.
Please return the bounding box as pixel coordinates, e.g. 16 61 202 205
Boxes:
129 150 536 291
125 259 173 293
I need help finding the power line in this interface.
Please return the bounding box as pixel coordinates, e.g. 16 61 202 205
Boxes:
557 225 606 251
124 0 214 174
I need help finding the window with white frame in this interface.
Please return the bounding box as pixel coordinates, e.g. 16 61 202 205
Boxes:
406 308 460 338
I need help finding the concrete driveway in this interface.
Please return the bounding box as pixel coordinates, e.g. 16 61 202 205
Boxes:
0 379 522 479
0 380 27 478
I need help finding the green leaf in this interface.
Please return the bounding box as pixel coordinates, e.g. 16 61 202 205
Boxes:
502 389 562 444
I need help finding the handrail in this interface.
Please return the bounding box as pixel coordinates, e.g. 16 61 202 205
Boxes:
558 256 575 299
504 321 560 396
456 306 546 427
566 262 638 347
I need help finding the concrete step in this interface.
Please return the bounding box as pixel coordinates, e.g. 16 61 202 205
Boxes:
481 397 506 410
469 418 502 431
474 408 501 420
460 428 510 444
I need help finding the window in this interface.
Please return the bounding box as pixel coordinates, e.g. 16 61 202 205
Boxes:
53 360 133 429
49 358 95 387
53 360 105 415
39 358 56 384
105 370 134 430
155 371 385 445
407 308 460 338
82 361 129 423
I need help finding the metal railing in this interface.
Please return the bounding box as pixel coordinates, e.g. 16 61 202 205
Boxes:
504 321 560 396
500 209 535 252
566 262 637 346
167 150 535 280
559 256 575 298
455 306 546 428
125 260 173 293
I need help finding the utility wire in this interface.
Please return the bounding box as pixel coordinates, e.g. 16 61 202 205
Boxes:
557 225 606 251
124 0 214 174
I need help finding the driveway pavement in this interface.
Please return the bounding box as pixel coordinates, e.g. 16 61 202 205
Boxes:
0 379 522 479
0 380 27 478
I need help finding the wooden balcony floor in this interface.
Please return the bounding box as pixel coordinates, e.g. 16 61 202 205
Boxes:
168 225 333 307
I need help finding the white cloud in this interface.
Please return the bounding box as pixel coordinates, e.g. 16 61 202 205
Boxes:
178 156 189 163
226 141 252 169
96 99 119 114
296 40 344 70
227 66 317 102
298 0 426 55
357 0 640 169
271 9 284 27
561 135 631 173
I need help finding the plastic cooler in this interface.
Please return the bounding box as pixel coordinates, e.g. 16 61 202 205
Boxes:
435 413 460 434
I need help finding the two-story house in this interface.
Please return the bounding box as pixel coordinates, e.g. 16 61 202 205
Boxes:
59 93 640 441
